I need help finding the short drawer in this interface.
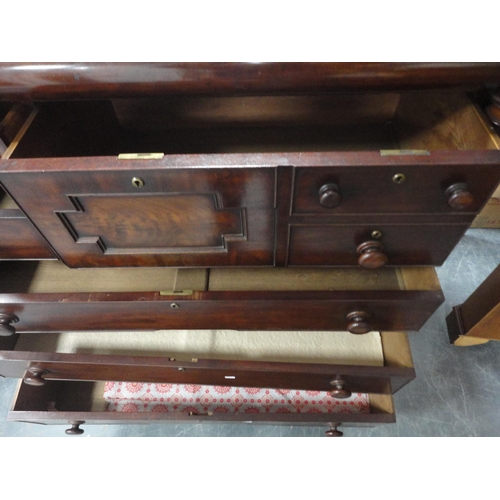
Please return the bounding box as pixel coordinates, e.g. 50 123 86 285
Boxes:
292 163 500 216
291 91 500 216
0 263 443 335
287 222 468 267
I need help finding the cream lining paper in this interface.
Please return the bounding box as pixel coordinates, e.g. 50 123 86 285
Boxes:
15 330 384 366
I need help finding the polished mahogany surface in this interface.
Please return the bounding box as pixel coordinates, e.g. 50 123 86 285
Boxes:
0 289 443 334
1 63 500 101
0 209 54 260
0 350 415 394
2 151 497 267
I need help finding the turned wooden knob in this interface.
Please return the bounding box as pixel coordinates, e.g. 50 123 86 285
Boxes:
346 311 372 334
486 90 500 127
325 424 343 437
329 378 352 399
319 183 342 208
446 183 474 210
356 240 388 269
23 368 48 386
65 421 85 435
0 314 19 337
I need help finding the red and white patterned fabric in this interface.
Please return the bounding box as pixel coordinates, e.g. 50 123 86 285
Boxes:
103 382 370 414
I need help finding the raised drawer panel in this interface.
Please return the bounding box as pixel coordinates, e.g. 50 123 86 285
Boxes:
0 166 275 267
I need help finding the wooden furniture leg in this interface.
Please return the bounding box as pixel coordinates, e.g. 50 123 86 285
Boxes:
447 263 500 345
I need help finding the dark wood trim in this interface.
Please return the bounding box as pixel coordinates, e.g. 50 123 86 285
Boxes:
3 150 500 172
0 349 415 393
1 63 500 101
0 289 444 333
7 410 396 425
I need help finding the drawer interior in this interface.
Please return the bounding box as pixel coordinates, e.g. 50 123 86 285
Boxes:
10 379 397 429
13 329 386 366
3 261 424 366
10 322 404 424
5 92 499 158
1 260 440 294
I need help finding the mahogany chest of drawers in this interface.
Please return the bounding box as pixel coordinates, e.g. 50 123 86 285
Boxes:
0 63 499 436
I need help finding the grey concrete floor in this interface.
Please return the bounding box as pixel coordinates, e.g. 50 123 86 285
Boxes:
0 228 499 437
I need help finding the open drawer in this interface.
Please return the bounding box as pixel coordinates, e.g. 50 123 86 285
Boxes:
0 92 498 268
7 380 400 437
0 263 443 336
6 329 414 436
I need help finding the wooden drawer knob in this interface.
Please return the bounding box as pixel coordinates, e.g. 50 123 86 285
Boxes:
319 183 342 208
0 314 19 337
329 378 352 399
356 240 388 269
325 424 343 437
23 368 48 386
446 183 474 210
346 311 372 334
486 90 500 127
65 421 85 435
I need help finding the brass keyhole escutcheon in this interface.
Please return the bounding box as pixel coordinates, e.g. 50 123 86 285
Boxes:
392 173 406 184
131 177 145 188
371 230 382 239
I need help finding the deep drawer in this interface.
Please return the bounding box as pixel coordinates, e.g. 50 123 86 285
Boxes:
8 379 398 437
6 328 414 436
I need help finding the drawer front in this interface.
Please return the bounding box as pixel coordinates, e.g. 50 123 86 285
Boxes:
293 163 500 215
0 165 275 267
0 289 443 334
287 223 468 266
0 209 55 260
0 354 414 394
3 152 497 268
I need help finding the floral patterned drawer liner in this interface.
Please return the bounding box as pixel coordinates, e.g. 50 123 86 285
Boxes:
104 382 370 414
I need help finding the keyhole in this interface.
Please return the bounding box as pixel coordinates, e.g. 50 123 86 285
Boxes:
131 177 145 188
392 173 406 184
